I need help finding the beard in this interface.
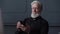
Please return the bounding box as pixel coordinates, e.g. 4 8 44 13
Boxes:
31 13 40 18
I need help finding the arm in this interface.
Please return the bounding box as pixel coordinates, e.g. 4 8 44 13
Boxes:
15 21 27 34
15 28 27 34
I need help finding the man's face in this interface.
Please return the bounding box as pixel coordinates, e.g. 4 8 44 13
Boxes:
31 4 41 14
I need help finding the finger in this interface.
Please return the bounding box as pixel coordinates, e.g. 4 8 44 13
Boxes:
20 26 26 31
16 21 21 28
20 24 24 27
17 21 21 25
17 21 23 27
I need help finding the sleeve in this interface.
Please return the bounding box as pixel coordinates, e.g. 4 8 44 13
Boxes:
15 28 27 34
15 29 22 34
15 30 21 34
40 21 49 34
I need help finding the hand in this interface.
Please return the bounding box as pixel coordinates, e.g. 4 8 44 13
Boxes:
16 21 30 32
16 21 26 31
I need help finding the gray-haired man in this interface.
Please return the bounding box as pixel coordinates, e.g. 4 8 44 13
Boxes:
15 0 49 34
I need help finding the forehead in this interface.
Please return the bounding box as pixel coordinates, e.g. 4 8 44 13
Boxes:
32 4 39 7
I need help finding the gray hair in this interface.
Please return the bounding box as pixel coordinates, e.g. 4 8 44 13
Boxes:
31 0 41 6
31 0 43 10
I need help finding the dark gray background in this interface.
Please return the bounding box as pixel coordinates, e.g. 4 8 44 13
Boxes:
0 0 60 34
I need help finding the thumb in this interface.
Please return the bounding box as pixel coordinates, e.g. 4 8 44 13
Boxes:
16 21 21 28
17 21 22 25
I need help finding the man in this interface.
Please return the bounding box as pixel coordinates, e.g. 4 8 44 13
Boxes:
15 0 49 34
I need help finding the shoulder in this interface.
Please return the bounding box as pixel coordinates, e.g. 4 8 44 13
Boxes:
24 17 31 21
23 17 31 22
40 16 48 24
24 18 30 21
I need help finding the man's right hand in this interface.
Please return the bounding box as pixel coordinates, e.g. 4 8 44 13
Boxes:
16 21 30 33
16 21 26 31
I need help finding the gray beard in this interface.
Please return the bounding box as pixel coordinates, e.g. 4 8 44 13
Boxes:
31 13 40 18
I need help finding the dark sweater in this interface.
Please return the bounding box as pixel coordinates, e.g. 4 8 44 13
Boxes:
15 16 49 34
